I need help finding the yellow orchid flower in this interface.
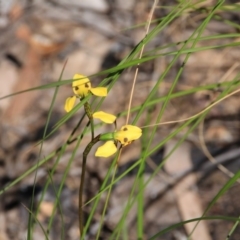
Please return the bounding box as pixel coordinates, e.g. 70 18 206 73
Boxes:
95 125 142 157
115 125 142 146
64 74 108 113
72 74 107 98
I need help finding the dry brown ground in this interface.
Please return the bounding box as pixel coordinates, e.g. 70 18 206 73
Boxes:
0 1 240 239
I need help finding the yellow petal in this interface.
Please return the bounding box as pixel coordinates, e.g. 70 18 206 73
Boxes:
64 96 76 112
72 74 91 97
90 87 107 97
72 74 90 86
95 141 117 157
92 111 116 124
120 125 142 134
115 125 142 146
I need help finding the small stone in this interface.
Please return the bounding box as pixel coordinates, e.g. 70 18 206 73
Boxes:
59 0 109 12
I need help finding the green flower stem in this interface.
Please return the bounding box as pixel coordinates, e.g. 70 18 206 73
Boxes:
99 132 115 141
84 102 94 140
79 134 101 237
90 120 94 141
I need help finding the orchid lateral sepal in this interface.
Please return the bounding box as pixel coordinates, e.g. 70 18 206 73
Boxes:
95 140 118 157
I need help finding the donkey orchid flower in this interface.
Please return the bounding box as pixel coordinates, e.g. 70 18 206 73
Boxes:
72 74 107 98
95 125 142 157
64 74 107 112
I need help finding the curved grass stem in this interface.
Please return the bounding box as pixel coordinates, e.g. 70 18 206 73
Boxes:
79 135 100 237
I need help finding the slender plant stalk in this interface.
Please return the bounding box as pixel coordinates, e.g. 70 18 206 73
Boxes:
84 102 95 140
226 216 240 240
79 135 100 236
79 101 96 235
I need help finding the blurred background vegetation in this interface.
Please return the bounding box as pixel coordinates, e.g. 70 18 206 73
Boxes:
1 0 240 239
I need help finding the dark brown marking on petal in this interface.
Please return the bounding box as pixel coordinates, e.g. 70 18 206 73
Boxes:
124 138 128 142
85 83 89 88
123 127 128 131
75 86 79 90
